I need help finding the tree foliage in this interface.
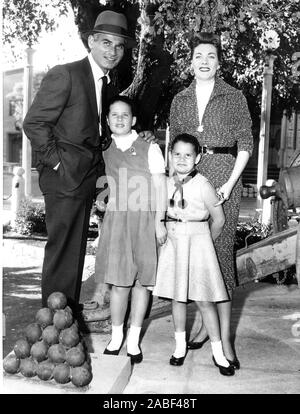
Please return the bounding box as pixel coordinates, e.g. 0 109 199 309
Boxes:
2 0 68 47
3 0 300 129
150 0 300 125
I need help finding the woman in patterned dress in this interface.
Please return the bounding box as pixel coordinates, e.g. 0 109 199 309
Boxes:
169 32 253 368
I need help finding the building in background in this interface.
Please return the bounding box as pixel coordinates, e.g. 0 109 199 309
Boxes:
279 110 300 168
3 68 24 166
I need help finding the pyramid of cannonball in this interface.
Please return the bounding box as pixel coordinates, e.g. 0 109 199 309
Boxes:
3 292 93 388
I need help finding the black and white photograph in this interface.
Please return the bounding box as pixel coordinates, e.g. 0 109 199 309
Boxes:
1 0 300 399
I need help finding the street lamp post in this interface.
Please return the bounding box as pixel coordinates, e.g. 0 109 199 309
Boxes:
22 46 35 197
256 30 280 214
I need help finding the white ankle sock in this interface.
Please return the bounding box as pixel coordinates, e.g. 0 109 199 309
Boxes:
211 340 229 367
107 323 124 351
127 325 142 355
173 331 186 358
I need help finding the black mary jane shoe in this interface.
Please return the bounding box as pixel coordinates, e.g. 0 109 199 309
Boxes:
187 335 209 350
169 354 186 366
212 356 235 376
127 350 143 364
103 347 120 356
103 341 122 356
227 357 240 370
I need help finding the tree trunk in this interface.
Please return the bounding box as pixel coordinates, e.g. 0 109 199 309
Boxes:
71 0 172 129
123 1 172 129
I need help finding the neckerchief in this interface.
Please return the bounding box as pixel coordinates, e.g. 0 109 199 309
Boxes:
170 169 198 209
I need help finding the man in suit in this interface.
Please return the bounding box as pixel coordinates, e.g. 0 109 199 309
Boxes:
23 10 147 311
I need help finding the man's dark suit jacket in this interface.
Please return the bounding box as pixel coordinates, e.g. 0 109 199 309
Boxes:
23 57 118 191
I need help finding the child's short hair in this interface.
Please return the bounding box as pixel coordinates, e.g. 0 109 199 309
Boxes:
170 134 201 155
107 95 137 117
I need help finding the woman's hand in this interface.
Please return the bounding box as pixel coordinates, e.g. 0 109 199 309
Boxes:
155 222 168 246
214 182 233 206
215 151 250 205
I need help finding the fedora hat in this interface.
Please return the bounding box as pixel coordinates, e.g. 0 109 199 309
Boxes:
83 10 136 48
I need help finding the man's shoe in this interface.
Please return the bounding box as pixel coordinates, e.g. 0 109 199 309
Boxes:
187 335 209 350
169 354 186 366
127 350 143 364
212 356 235 376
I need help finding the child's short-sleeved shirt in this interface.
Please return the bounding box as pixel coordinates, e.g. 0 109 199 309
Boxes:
168 173 211 222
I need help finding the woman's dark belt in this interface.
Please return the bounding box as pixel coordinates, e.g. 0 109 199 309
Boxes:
161 215 208 223
200 143 237 157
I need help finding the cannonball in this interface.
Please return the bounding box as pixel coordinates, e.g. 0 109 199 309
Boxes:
47 292 67 311
36 360 55 381
30 340 49 362
59 327 80 349
76 342 85 353
80 360 91 371
71 366 92 387
53 309 73 330
19 358 37 377
3 354 20 374
13 338 31 359
68 322 79 334
25 323 42 344
36 308 53 328
66 347 85 367
64 306 73 315
42 325 60 345
48 343 66 363
53 363 70 384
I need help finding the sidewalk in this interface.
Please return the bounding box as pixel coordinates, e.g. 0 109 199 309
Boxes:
3 195 300 394
3 257 300 394
122 282 300 394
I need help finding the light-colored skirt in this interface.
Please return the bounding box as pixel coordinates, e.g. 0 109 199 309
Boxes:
95 210 157 287
152 221 229 302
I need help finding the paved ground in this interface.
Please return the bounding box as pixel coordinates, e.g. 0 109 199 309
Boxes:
2 237 96 357
122 281 300 394
2 235 300 394
2 196 300 394
1 196 258 357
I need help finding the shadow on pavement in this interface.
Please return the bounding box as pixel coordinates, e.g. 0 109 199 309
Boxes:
3 267 42 358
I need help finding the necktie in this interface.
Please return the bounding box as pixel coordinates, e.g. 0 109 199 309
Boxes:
99 75 107 136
